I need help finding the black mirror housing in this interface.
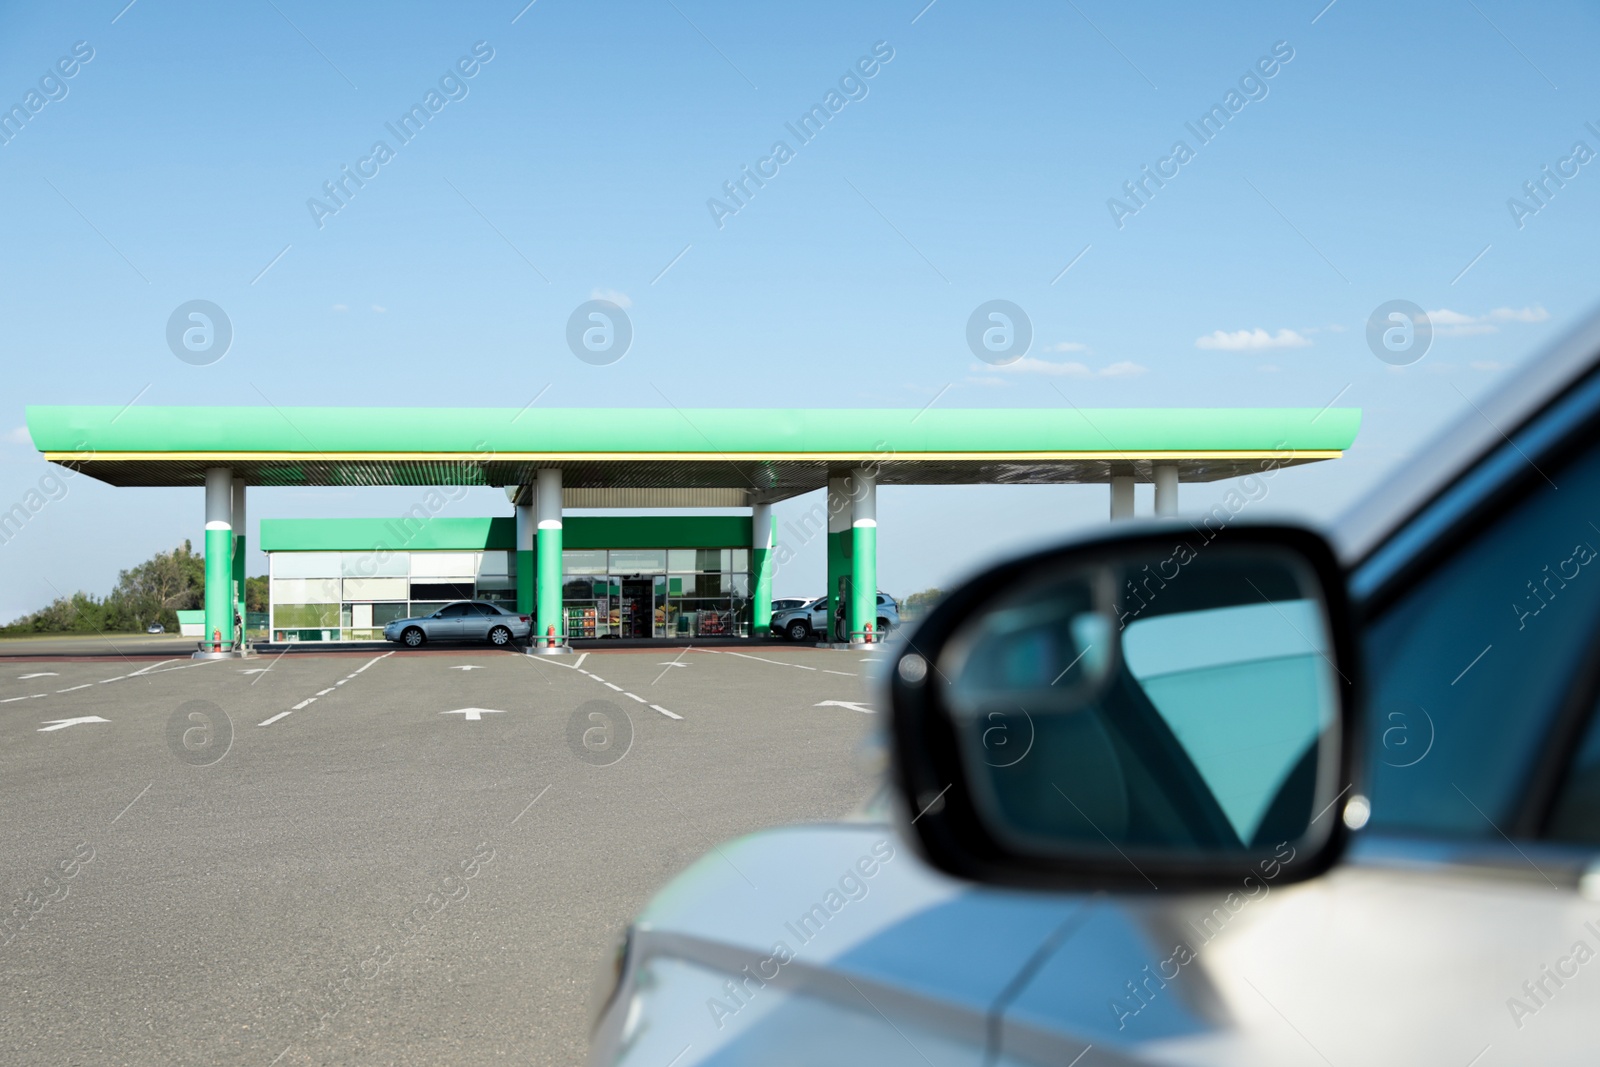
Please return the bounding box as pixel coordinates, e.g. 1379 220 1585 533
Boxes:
886 523 1363 893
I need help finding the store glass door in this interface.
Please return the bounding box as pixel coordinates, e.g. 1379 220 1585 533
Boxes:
620 577 654 638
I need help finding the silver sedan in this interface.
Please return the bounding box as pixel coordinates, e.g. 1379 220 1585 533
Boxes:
382 601 531 648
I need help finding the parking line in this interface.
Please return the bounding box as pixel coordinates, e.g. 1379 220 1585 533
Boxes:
651 704 684 720
56 684 94 693
258 711 293 726
352 651 394 674
291 698 316 710
624 692 647 703
822 670 857 677
697 649 818 670
316 688 335 696
603 682 623 692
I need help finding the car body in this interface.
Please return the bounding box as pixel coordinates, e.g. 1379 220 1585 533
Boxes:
590 311 1600 1064
145 623 164 634
771 592 900 642
381 601 531 648
769 597 814 615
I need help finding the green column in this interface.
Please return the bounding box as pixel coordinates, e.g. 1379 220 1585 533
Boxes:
232 479 247 648
826 476 852 645
751 503 774 637
203 468 234 652
515 498 535 615
535 469 563 648
848 469 877 645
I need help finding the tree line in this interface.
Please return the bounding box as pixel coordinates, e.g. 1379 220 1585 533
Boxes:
2 542 267 635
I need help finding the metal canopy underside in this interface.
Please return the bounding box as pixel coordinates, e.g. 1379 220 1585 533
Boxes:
27 406 1360 500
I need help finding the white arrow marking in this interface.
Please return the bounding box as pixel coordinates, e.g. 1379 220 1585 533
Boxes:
655 662 688 667
19 672 58 679
441 707 507 721
450 665 486 671
38 716 112 732
815 700 875 715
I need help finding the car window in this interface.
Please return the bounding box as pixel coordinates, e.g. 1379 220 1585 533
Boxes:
1362 433 1600 837
438 603 472 617
471 603 499 615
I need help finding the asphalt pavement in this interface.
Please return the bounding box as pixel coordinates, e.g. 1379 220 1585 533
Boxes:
0 643 885 1065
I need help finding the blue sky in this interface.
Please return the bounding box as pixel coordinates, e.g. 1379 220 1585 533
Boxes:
2 0 1598 619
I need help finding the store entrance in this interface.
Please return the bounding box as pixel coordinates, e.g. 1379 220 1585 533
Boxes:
619 576 658 638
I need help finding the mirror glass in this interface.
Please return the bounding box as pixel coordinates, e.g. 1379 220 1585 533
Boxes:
938 544 1341 862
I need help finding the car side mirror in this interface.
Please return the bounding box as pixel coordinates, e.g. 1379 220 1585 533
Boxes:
885 524 1362 892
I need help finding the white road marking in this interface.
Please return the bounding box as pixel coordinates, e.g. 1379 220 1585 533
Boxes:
603 682 623 691
239 668 272 674
815 700 875 715
655 661 688 667
316 688 335 696
450 665 486 671
98 676 128 683
19 672 58 679
129 659 181 676
335 679 348 685
441 707 506 721
624 692 647 703
258 711 293 726
110 781 153 824
1 696 31 703
822 669 857 676
56 684 94 693
38 716 112 731
510 783 553 824
589 675 606 682
291 698 316 710
351 651 394 674
698 649 818 670
651 704 684 720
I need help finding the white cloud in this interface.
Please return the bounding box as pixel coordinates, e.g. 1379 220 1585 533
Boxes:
4 426 32 445
1194 328 1312 351
371 305 387 313
975 358 1147 378
1042 341 1089 353
1425 305 1548 336
590 288 632 309
965 375 1008 387
1488 306 1549 323
331 303 348 312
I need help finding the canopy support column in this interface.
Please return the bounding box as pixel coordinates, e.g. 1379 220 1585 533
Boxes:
196 467 235 658
751 502 774 638
1110 475 1135 521
232 478 248 651
848 469 877 647
1153 463 1179 517
515 496 534 616
534 469 565 653
827 476 851 645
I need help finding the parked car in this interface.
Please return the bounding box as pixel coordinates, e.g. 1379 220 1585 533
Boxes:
590 315 1600 1064
769 597 814 615
145 623 164 634
382 601 531 648
771 592 900 642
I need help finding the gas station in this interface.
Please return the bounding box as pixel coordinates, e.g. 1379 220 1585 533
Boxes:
23 405 1359 654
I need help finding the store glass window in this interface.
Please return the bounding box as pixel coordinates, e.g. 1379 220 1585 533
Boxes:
478 551 511 577
274 552 341 578
272 577 341 604
609 549 667 574
341 551 408 577
410 553 479 578
342 577 407 601
667 549 698 572
274 603 339 628
564 550 608 575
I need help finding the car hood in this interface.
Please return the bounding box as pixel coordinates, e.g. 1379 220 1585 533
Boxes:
600 820 1561 1066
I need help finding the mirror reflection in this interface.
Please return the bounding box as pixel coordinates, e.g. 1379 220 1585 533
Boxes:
939 546 1340 859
